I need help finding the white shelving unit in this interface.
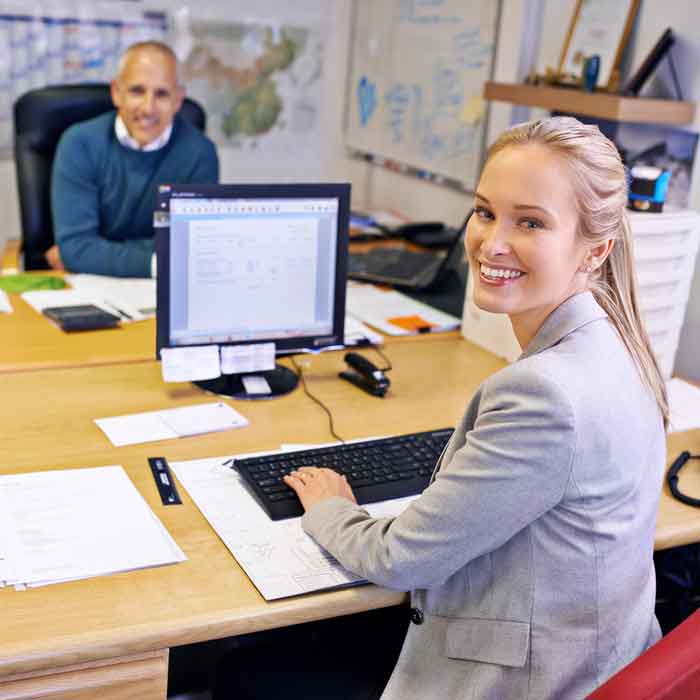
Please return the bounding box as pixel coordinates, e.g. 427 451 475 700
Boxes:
631 209 700 378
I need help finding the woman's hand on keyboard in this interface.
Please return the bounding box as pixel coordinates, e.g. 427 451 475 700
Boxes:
284 467 357 512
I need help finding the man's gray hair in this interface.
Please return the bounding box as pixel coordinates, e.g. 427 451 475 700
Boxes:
116 41 182 87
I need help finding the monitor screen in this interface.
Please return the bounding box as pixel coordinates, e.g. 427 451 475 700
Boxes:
156 183 350 359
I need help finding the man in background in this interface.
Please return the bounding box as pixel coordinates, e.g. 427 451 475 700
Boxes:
48 41 219 277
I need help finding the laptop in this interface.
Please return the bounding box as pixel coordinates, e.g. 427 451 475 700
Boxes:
348 212 470 290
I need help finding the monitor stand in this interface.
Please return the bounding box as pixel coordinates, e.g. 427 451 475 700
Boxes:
193 364 299 400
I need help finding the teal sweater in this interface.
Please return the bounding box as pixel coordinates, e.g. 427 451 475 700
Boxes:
52 111 219 277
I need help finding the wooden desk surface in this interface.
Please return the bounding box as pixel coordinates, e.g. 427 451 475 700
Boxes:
0 291 156 373
0 336 503 680
2 335 700 691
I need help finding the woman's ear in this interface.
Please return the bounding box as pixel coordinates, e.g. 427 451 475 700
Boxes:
585 239 615 272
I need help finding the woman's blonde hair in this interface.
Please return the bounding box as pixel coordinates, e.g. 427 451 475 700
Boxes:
485 116 668 429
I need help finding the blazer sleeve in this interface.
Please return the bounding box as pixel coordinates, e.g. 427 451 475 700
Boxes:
302 365 577 590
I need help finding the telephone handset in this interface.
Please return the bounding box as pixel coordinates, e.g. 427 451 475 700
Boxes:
339 352 391 397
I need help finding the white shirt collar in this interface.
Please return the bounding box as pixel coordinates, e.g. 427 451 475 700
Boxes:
114 115 173 152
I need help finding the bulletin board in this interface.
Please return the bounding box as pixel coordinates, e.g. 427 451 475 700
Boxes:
0 1 166 157
345 0 500 191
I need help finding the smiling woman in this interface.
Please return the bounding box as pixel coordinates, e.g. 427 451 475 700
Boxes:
473 117 668 428
216 117 668 700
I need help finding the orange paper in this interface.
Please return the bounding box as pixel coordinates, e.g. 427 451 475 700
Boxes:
387 314 435 332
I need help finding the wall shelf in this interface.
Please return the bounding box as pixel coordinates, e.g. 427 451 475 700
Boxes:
484 81 696 126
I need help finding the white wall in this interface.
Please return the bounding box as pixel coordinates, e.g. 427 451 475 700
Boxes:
4 0 700 380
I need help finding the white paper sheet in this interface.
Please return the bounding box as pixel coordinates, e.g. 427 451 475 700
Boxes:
221 343 275 374
160 345 221 382
347 283 459 335
95 402 248 447
0 465 185 589
667 378 700 433
66 274 157 319
171 450 416 600
159 402 249 437
344 315 383 346
21 289 115 315
0 289 12 313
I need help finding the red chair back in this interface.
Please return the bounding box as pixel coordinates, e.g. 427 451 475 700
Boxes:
588 611 700 699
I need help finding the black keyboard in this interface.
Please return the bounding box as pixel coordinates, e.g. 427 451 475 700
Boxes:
234 428 454 520
348 248 443 286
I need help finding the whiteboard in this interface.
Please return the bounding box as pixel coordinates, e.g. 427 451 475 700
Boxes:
345 0 500 190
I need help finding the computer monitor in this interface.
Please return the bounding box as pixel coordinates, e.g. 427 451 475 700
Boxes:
155 183 350 398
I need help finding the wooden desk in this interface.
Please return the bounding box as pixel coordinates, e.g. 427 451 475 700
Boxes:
0 336 503 698
0 291 156 373
2 337 700 698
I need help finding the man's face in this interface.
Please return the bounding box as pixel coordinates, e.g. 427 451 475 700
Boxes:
110 49 184 147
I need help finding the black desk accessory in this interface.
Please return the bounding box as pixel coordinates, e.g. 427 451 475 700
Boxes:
667 452 700 507
339 351 390 397
42 304 120 332
622 28 681 99
148 457 182 505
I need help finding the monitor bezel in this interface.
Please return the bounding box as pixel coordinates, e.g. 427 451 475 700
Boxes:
155 182 350 359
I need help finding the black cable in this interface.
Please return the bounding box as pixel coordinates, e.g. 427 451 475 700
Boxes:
372 344 392 372
354 338 392 371
290 355 345 444
668 452 700 507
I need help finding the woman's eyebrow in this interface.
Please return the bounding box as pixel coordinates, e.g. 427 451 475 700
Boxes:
513 204 553 216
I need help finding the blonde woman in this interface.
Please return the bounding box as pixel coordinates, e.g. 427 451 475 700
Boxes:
218 117 667 700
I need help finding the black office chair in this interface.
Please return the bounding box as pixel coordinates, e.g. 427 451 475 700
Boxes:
13 83 206 270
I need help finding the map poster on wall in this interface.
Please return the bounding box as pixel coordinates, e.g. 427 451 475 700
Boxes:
0 1 166 158
177 18 324 158
346 0 500 191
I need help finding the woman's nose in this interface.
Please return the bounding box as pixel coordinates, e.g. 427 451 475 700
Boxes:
479 222 511 256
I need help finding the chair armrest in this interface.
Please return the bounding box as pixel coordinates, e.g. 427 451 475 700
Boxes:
1 238 20 274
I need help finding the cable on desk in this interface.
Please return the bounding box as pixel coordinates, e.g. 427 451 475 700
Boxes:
290 355 345 444
353 337 392 371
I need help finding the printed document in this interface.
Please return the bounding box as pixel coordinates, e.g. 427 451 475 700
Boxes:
0 465 185 589
171 451 415 600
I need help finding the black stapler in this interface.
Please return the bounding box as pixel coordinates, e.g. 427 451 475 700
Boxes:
339 352 390 397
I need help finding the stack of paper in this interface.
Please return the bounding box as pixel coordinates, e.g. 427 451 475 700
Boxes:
347 283 460 336
0 466 185 590
171 450 415 600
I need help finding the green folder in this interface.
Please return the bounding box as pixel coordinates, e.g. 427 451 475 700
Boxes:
0 274 67 294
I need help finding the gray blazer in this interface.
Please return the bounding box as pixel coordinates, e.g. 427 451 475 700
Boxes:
303 293 665 700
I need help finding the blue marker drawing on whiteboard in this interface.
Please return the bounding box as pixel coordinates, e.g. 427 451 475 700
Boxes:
357 76 377 127
385 83 410 143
